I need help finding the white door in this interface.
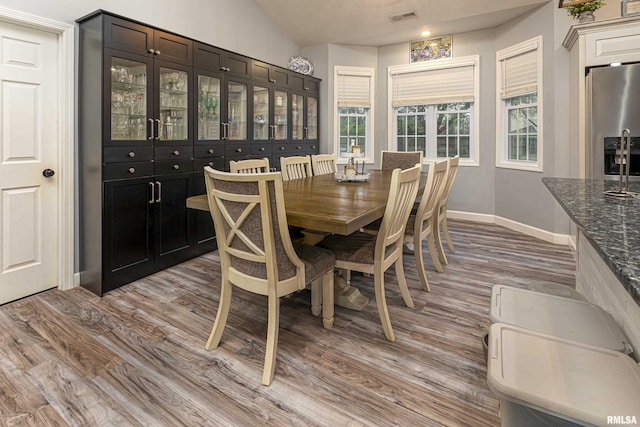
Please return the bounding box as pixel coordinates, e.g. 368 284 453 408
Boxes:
0 20 59 304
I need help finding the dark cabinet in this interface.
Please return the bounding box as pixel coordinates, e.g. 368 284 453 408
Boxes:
78 10 320 295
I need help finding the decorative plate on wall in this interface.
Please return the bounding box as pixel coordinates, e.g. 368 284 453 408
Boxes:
288 56 314 76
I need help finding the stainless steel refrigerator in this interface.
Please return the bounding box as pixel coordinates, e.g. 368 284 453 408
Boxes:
587 63 640 181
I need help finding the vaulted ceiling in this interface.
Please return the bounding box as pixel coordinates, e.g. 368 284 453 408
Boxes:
254 0 551 48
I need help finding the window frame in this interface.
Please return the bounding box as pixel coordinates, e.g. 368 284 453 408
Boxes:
387 56 480 166
334 66 375 164
495 36 543 172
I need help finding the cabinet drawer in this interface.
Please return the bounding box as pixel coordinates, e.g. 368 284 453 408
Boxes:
103 161 154 180
154 146 193 160
155 159 193 175
194 144 225 158
250 142 272 155
195 157 225 172
104 146 153 163
225 142 250 156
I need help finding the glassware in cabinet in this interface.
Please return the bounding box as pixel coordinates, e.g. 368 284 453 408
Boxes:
110 56 148 141
197 74 221 141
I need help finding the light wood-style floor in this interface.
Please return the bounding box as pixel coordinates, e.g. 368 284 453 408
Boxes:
0 220 576 426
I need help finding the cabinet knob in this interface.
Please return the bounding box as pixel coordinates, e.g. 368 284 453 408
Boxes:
236 148 242 153
304 87 309 91
311 145 317 149
172 150 180 156
154 50 161 55
173 164 180 170
128 151 135 158
297 146 302 150
128 167 136 174
148 48 155 54
208 149 214 154
259 147 265 151
279 146 285 151
269 78 276 83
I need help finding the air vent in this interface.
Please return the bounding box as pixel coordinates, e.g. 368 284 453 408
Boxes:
390 11 417 23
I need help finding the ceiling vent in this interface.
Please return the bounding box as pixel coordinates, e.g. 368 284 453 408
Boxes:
390 11 417 23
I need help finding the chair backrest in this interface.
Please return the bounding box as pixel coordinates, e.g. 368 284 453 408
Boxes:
381 151 423 170
280 155 313 181
203 167 305 296
439 155 460 207
414 158 449 231
229 157 270 174
311 153 337 176
375 164 422 261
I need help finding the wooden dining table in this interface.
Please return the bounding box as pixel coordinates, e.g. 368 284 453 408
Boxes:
186 169 424 310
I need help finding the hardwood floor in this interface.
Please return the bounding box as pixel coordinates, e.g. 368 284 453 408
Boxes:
0 220 576 426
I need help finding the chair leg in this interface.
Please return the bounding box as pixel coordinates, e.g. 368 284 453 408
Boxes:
206 279 232 350
394 256 414 308
414 235 431 292
427 231 444 273
262 294 280 386
310 279 321 316
442 214 455 253
322 271 334 329
434 213 449 266
373 265 395 342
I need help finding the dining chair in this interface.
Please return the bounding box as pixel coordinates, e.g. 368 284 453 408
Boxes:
363 159 449 291
380 150 423 170
435 155 460 266
203 167 335 386
311 153 337 176
280 155 313 181
318 164 422 342
229 157 270 173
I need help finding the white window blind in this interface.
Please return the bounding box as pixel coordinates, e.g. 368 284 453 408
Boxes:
391 65 474 107
499 49 538 99
337 73 371 108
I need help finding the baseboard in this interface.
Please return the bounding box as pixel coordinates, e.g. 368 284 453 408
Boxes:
74 272 81 287
447 210 570 245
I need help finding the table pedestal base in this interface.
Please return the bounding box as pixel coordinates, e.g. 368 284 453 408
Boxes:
334 272 369 311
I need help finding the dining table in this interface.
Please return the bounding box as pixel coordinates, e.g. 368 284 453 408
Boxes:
186 169 425 310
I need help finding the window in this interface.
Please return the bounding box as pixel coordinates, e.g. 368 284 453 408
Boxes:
496 36 542 171
388 56 479 165
334 66 374 162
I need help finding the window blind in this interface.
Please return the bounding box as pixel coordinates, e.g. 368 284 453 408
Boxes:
500 49 537 99
391 65 474 107
337 73 371 108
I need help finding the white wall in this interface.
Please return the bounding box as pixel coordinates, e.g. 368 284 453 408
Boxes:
0 0 301 67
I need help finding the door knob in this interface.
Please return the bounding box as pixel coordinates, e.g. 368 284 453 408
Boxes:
42 169 55 178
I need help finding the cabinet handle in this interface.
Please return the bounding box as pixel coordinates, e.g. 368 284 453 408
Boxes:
156 181 162 203
128 167 136 174
154 119 160 140
128 151 135 158
208 149 214 154
304 127 308 139
148 118 154 140
149 182 155 204
173 164 180 170
148 48 155 54
172 150 180 156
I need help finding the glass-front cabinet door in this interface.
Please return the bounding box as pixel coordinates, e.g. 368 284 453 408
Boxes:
292 93 304 140
157 66 189 142
253 85 269 140
109 54 151 143
227 80 247 141
307 96 318 140
197 74 221 141
273 90 288 141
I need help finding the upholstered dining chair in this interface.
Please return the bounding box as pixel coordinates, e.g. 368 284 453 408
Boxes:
435 155 460 266
311 153 337 176
363 159 449 291
280 155 313 181
203 167 335 386
229 157 270 173
318 165 422 342
381 150 423 170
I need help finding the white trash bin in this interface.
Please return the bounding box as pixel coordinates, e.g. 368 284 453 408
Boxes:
490 285 631 353
487 323 640 427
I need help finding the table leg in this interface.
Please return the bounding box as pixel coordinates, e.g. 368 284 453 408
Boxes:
334 271 369 311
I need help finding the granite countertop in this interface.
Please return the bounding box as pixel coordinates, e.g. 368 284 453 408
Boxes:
543 178 640 306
